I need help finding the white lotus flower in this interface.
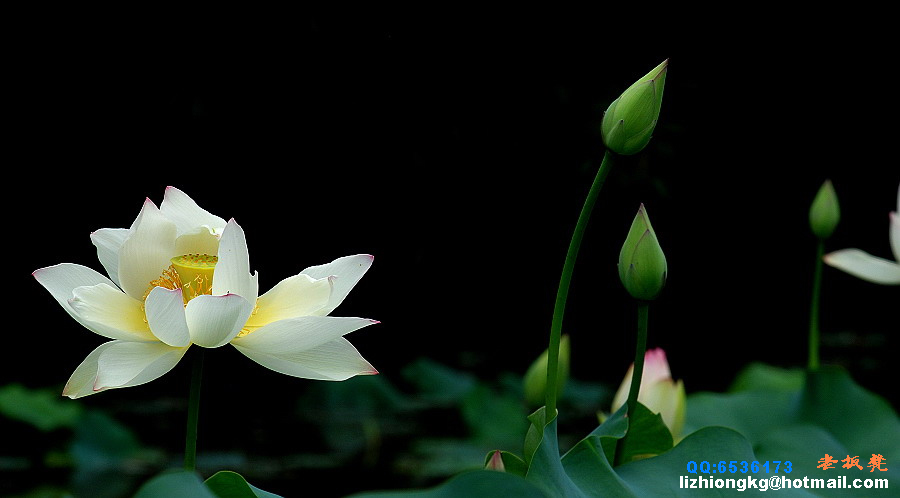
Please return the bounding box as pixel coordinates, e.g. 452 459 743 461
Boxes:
824 183 900 285
34 187 378 398
611 348 685 438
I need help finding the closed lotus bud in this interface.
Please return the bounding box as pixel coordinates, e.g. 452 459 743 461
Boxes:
611 348 685 438
523 335 570 408
618 204 667 301
601 59 668 155
809 179 840 240
485 450 505 471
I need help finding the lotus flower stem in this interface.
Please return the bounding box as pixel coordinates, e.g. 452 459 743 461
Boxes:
546 150 614 417
625 302 649 420
808 241 825 371
184 349 204 471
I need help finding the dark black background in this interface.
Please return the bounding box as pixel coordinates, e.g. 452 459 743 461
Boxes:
8 7 900 496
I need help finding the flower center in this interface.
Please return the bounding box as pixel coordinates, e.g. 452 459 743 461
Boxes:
169 253 217 303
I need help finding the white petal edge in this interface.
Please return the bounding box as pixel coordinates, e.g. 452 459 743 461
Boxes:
63 340 188 398
90 228 130 288
233 337 377 381
160 186 227 237
68 283 156 341
145 287 192 347
890 211 899 263
245 274 333 329
610 365 632 412
824 248 900 285
93 341 189 394
213 219 258 303
174 227 221 258
231 315 378 355
185 293 254 348
118 199 178 299
641 379 686 436
300 254 374 316
33 264 127 333
895 183 900 213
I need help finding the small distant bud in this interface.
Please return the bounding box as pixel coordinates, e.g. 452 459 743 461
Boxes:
618 204 667 301
601 59 668 155
485 450 506 471
523 335 570 408
809 180 840 240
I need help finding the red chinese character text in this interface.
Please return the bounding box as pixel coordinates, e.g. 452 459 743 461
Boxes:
841 455 863 470
817 454 838 470
867 454 887 472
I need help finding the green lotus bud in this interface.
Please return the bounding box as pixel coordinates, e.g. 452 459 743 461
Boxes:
601 59 668 155
618 204 667 301
809 179 840 240
523 335 570 408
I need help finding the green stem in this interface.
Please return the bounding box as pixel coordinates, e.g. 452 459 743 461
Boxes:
546 150 614 418
184 348 204 472
614 300 649 466
625 302 649 420
808 241 824 371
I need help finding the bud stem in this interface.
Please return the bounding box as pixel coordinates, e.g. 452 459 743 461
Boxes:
808 241 825 371
625 301 650 420
615 300 649 466
546 150 614 418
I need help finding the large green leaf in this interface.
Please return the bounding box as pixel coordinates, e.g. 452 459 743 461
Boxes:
133 470 283 498
346 469 551 497
684 389 799 443
350 366 897 497
0 383 83 431
728 362 804 393
484 450 528 476
686 365 900 495
69 410 149 498
133 470 217 498
553 403 673 496
614 427 817 496
401 357 477 406
205 470 284 498
610 402 673 463
524 409 587 497
462 384 529 448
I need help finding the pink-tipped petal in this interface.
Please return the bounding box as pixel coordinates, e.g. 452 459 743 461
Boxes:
160 186 227 237
184 293 254 348
233 337 377 381
246 274 333 328
63 341 116 398
824 248 900 285
117 199 177 300
641 348 672 385
68 283 155 341
300 254 374 316
89 228 130 287
63 340 188 398
231 316 378 380
92 341 189 393
145 287 192 347
33 263 118 323
213 219 258 303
